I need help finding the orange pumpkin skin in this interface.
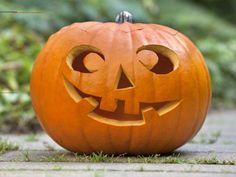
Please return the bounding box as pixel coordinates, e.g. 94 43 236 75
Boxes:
30 21 211 155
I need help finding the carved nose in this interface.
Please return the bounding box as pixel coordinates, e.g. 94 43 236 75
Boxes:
117 67 134 89
99 67 137 113
115 67 139 115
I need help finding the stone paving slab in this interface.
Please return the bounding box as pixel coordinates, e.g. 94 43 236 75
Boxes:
0 162 235 177
1 171 235 177
0 110 236 176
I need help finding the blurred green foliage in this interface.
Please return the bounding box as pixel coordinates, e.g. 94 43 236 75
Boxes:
193 0 236 24
0 0 236 132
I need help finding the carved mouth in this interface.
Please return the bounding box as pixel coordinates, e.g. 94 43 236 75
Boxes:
63 77 181 126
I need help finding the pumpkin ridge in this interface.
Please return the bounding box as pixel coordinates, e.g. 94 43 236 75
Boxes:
159 34 184 152
56 22 104 152
181 35 211 138
80 23 113 152
148 27 183 152
140 25 159 153
176 34 203 137
34 26 73 133
31 33 67 148
162 33 202 151
106 23 122 153
125 23 134 154
131 26 156 153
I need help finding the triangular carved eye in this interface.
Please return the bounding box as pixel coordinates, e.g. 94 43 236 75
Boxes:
137 45 179 75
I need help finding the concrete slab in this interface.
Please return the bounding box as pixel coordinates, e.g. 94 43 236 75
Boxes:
0 162 235 177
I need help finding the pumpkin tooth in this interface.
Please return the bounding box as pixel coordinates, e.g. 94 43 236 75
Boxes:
84 97 99 108
156 100 182 116
141 100 182 118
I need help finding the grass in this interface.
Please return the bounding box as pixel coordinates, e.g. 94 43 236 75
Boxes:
75 152 115 163
52 165 63 171
24 134 39 142
22 151 31 162
39 151 236 165
41 153 67 162
195 157 236 165
0 139 19 154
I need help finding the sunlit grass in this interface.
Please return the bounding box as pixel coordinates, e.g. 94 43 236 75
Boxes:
0 139 19 154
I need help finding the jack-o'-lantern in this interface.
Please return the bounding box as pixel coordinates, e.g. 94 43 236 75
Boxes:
30 11 211 154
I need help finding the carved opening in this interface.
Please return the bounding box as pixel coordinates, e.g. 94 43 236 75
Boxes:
64 75 182 125
117 67 134 89
90 99 181 121
137 45 179 74
88 99 182 126
63 77 82 103
72 51 93 73
150 53 174 74
66 45 104 73
93 99 141 121
64 75 181 118
140 101 171 111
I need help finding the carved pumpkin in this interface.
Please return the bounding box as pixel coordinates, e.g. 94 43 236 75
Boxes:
30 11 211 154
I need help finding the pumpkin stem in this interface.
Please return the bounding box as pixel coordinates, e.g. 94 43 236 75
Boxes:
115 11 134 23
